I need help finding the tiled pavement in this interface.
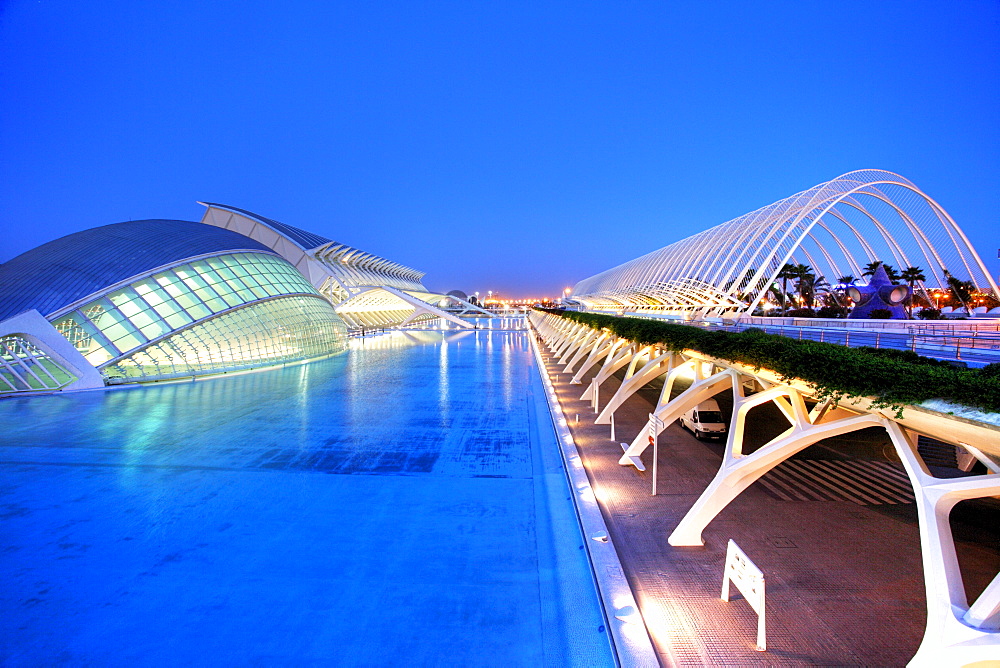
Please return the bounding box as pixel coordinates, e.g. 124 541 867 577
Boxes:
537 344 1000 667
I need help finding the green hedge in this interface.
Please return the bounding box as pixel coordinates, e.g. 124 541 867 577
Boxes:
538 308 1000 414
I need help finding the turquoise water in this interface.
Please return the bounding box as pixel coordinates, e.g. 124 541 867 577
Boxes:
0 329 612 666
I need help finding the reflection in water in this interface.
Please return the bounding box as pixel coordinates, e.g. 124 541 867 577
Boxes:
438 337 449 421
0 327 613 666
1 329 546 479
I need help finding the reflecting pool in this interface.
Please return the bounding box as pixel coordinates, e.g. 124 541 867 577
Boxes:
0 328 612 666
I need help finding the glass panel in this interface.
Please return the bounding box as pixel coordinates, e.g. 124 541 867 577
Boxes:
153 272 180 289
175 293 211 319
234 286 258 301
129 310 159 330
150 299 179 318
133 279 167 306
216 265 239 281
102 322 130 341
110 331 144 353
160 280 186 299
51 312 115 364
228 262 251 277
82 299 109 322
138 319 171 340
179 270 209 290
220 292 244 308
101 296 347 383
164 312 192 329
0 335 77 393
203 297 230 312
174 292 199 310
107 287 143 314
55 253 323 378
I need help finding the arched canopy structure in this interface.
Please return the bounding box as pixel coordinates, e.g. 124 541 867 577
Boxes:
571 170 999 316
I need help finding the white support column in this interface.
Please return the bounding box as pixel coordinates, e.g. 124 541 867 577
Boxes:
957 443 1000 474
568 335 615 382
654 358 699 410
535 315 563 346
545 318 570 348
595 351 676 425
0 310 105 392
619 368 737 466
965 573 1000 630
555 321 581 350
557 326 595 363
564 331 608 375
668 408 883 546
535 312 1000 664
581 341 639 402
886 421 1000 666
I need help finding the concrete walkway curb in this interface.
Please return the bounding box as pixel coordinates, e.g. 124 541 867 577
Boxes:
529 330 660 667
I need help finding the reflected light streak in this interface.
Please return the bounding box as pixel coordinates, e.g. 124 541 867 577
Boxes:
438 339 450 418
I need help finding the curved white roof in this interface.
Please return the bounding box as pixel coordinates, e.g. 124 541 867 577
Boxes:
572 170 999 314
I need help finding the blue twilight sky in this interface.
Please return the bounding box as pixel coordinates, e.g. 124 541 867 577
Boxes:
1 1 998 297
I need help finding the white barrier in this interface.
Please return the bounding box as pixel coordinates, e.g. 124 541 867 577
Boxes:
721 539 766 651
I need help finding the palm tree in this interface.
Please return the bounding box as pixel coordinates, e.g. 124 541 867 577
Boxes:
861 261 882 278
808 275 830 309
944 270 974 313
862 260 900 281
899 266 926 318
791 263 813 309
776 263 798 315
797 273 828 310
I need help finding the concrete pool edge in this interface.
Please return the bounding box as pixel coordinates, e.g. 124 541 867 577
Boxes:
528 329 660 667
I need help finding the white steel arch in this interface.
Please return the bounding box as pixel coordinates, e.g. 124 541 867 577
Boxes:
571 170 999 316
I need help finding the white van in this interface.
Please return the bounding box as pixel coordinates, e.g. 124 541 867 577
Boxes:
680 399 728 440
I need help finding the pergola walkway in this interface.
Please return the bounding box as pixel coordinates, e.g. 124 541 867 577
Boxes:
537 345 999 666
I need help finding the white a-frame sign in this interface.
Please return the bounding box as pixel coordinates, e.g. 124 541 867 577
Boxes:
721 539 766 651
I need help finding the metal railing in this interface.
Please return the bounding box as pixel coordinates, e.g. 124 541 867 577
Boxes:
705 321 1000 364
588 308 1000 365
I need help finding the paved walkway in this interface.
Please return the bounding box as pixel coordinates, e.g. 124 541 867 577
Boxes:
537 344 1000 666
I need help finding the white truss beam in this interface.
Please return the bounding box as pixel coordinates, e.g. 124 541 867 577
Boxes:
530 311 1000 666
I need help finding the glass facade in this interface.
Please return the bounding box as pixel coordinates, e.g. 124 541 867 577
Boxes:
51 252 318 365
0 335 76 393
102 296 347 383
47 251 348 383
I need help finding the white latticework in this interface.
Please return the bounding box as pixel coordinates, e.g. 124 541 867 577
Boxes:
0 334 76 393
571 170 999 316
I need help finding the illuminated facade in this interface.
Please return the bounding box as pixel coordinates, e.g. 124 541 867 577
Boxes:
0 220 348 391
570 170 999 317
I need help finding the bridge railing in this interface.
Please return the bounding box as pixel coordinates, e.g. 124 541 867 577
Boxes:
707 321 1000 364
586 308 1000 364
